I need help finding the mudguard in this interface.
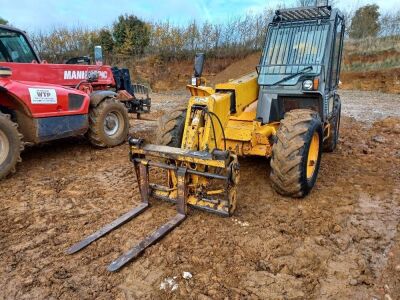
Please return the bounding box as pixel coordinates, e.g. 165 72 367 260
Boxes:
89 90 117 107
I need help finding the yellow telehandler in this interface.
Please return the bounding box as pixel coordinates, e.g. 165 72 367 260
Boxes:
67 4 345 271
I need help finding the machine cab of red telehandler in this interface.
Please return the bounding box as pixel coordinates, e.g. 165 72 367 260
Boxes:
0 24 151 179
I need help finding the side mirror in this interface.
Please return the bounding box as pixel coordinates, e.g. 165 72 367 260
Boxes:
194 53 205 77
94 46 103 66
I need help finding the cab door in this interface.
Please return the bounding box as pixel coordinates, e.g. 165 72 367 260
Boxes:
329 17 345 91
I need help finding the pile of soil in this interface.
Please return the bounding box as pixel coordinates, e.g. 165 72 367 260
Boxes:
132 50 400 94
210 52 260 85
341 68 400 94
343 49 400 65
116 55 242 92
0 90 399 299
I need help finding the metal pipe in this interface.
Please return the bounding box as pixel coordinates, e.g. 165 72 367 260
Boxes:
187 169 228 180
133 158 229 180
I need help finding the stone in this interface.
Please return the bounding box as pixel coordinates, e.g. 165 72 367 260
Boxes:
384 294 393 300
372 135 386 144
349 279 358 286
198 294 213 300
183 271 193 280
362 145 372 154
333 224 342 233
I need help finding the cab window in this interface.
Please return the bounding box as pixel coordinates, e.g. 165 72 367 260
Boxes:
0 28 37 63
330 19 344 89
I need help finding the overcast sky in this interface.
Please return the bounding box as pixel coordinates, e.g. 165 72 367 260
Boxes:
0 0 397 32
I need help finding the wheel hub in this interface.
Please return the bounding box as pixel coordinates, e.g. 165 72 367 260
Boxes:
0 129 10 165
104 112 120 136
307 132 320 180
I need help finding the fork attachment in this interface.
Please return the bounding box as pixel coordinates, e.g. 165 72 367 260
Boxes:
107 165 188 271
67 158 189 271
67 138 239 271
129 138 239 217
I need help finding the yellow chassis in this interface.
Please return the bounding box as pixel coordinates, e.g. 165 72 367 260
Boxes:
129 71 282 217
184 72 279 158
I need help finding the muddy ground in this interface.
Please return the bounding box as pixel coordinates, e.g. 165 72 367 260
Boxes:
0 90 399 300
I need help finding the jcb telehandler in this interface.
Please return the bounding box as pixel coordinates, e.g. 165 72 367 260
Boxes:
68 5 345 271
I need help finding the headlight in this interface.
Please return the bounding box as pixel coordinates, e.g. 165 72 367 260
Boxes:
303 80 313 90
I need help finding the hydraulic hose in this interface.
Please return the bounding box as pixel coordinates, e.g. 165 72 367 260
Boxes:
208 111 227 151
202 108 227 151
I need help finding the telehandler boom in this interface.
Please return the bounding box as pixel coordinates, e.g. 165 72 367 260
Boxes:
68 4 345 271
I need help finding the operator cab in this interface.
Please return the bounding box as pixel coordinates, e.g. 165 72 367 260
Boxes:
0 25 40 63
256 5 345 124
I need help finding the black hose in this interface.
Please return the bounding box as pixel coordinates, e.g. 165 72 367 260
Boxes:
206 111 218 150
208 111 227 151
201 107 227 151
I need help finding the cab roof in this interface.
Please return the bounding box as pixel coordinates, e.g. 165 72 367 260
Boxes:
273 5 343 23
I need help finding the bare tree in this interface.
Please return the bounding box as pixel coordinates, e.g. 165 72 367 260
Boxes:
380 11 400 37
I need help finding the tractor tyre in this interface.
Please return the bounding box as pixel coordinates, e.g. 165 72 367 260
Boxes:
323 99 341 152
270 109 323 198
88 98 130 148
156 108 187 147
0 113 24 179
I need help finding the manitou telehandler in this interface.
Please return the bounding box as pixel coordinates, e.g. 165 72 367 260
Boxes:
68 5 345 271
0 24 151 179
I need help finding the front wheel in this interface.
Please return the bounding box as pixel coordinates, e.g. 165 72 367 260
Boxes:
0 114 24 179
270 109 323 198
156 108 187 147
88 98 130 147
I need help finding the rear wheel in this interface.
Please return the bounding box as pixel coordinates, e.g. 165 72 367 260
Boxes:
88 98 129 147
156 108 187 147
323 99 341 152
0 114 24 179
270 109 323 198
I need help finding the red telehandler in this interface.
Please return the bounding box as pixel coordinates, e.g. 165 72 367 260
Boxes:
0 24 151 179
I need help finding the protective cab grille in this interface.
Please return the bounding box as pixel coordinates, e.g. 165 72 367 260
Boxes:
275 6 332 22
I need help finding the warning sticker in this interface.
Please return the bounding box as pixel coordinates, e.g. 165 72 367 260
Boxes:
29 88 58 104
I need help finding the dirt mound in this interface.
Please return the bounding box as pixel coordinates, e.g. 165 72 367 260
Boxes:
209 51 400 94
124 49 400 94
118 55 240 92
341 68 400 94
210 52 260 85
122 53 261 92
343 49 400 65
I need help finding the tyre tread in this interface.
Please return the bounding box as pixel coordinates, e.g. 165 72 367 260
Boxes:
0 113 24 179
270 109 322 198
